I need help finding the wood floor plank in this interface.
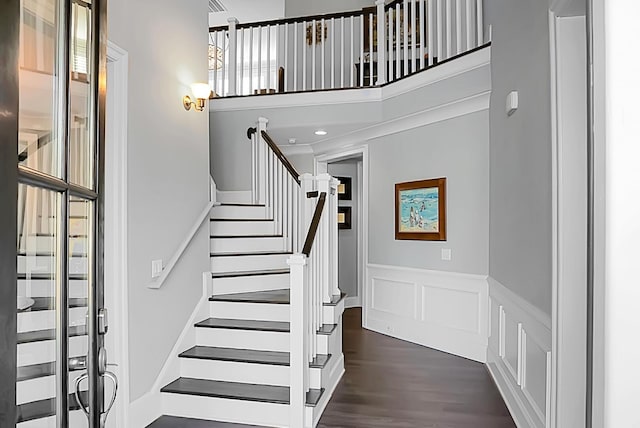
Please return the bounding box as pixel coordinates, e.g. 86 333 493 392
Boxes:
317 308 515 428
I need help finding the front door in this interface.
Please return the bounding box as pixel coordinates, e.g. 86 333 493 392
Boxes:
0 0 112 426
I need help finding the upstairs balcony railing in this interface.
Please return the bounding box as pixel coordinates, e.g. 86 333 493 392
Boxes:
209 0 485 97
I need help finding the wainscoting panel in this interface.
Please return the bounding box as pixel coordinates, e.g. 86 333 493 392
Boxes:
487 277 552 428
365 264 488 363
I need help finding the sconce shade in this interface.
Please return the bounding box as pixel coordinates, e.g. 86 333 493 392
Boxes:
191 83 212 99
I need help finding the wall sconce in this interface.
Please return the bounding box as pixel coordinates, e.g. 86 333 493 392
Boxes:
183 83 212 112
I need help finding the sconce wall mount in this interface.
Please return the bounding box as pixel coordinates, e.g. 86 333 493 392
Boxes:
184 83 212 112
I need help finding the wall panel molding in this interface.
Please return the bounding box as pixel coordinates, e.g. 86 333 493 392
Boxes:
365 264 488 362
487 277 552 428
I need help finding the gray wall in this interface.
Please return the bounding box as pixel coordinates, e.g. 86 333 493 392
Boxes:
285 0 373 17
288 153 315 175
328 160 360 298
485 0 553 314
368 111 490 274
108 0 211 401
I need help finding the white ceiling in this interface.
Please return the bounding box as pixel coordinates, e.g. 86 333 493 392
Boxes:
208 0 285 28
266 122 375 147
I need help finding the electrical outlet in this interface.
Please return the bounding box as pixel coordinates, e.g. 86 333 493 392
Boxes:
151 259 163 278
441 248 452 261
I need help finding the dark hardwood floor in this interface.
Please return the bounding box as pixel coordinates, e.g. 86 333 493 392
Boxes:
317 308 515 428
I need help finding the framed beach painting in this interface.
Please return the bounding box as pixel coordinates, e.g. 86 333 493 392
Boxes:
395 178 446 241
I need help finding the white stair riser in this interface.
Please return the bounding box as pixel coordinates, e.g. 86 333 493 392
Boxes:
196 328 289 352
20 236 87 253
210 236 286 254
210 221 277 236
18 279 88 298
323 300 345 326
180 358 290 387
209 301 290 323
212 274 289 295
18 256 88 275
317 334 331 356
211 254 290 273
18 307 87 333
162 393 289 427
17 410 86 428
216 190 252 205
211 205 270 219
18 335 87 367
16 371 83 405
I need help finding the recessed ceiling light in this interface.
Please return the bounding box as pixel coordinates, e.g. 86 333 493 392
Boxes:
315 130 327 136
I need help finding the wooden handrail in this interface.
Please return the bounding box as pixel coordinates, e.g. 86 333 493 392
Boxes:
246 128 301 185
302 192 327 257
209 8 365 33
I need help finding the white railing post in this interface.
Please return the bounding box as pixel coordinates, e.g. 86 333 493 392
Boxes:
288 253 309 428
329 177 340 298
227 18 239 96
256 117 269 205
316 174 332 303
375 0 386 85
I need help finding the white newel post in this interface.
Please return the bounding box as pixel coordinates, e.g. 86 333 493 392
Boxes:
288 254 309 428
316 174 332 303
256 117 269 205
330 177 340 297
227 18 239 96
375 0 387 85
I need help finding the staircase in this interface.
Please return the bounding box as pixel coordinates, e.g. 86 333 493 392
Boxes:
152 121 345 427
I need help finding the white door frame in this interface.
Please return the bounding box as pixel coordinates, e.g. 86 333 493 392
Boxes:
549 10 588 428
315 146 369 325
105 40 130 428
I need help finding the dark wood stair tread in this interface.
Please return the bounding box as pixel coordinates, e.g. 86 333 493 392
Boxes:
179 346 331 369
195 318 290 333
210 251 293 257
210 269 289 279
16 392 85 423
325 293 347 307
18 297 87 313
317 324 337 335
17 273 88 281
18 325 86 344
148 415 268 428
210 234 283 238
180 346 289 366
209 289 290 304
210 218 273 222
161 378 323 407
218 203 266 207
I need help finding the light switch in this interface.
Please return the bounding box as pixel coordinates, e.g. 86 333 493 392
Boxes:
151 259 163 278
506 91 518 116
441 249 452 261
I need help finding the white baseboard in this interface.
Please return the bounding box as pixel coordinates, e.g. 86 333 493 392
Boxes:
344 296 361 309
365 263 488 362
216 190 252 204
128 391 161 428
488 277 552 428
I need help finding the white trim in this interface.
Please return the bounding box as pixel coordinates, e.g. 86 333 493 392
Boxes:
147 202 213 289
489 276 552 428
279 144 314 156
311 90 491 155
105 40 130 428
365 264 489 363
344 297 361 309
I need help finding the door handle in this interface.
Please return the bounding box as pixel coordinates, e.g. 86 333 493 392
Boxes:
74 347 119 427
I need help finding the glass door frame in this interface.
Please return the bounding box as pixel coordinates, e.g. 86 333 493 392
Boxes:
0 0 108 425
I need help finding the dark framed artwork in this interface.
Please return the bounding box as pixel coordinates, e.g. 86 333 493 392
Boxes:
336 176 352 201
338 206 352 230
395 178 446 241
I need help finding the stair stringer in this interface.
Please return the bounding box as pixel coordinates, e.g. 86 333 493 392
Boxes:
129 272 212 427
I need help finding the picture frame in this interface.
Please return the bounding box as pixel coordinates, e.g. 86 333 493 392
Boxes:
335 176 352 201
338 206 352 230
395 178 446 241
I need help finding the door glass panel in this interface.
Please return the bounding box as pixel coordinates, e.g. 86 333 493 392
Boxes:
18 0 62 178
68 196 92 427
16 184 60 426
69 0 94 189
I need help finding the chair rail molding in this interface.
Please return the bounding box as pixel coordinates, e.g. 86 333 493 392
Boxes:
365 263 489 363
487 276 552 428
